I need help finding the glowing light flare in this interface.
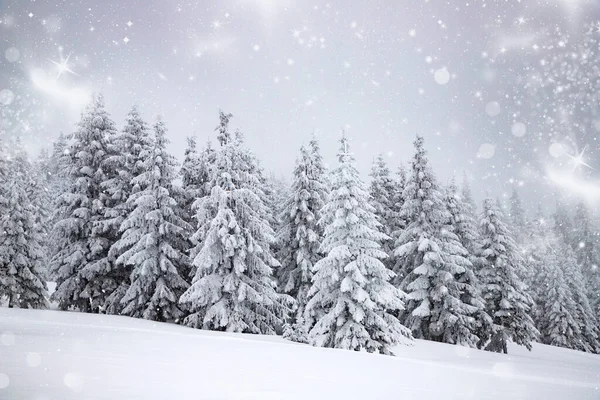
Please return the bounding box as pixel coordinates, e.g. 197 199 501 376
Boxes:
566 146 594 172
29 68 90 111
47 53 78 81
546 166 600 205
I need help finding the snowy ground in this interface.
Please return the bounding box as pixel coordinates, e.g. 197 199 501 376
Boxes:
0 308 599 400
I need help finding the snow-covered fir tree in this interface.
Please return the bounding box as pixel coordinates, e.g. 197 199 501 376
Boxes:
461 173 478 217
536 242 581 350
524 210 553 329
50 94 121 312
572 202 600 319
369 154 397 264
560 243 600 353
443 178 491 347
476 198 538 353
553 197 573 243
101 106 154 313
115 118 190 322
394 136 479 346
304 134 412 354
180 137 215 229
0 142 48 309
391 164 408 234
508 187 527 232
277 142 327 341
179 111 291 334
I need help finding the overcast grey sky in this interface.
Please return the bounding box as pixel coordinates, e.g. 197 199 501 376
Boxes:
2 0 600 213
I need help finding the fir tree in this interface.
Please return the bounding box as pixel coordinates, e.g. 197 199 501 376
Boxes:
50 94 121 312
572 202 600 319
116 118 190 322
553 197 574 245
0 142 48 309
391 164 408 233
180 138 215 228
394 136 479 346
477 198 538 353
508 187 527 231
561 242 600 353
461 173 478 217
179 111 291 334
369 154 397 264
101 106 154 313
305 134 412 354
443 179 491 347
277 143 327 341
537 244 581 350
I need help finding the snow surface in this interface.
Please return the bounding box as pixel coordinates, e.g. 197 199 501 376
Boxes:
0 308 599 400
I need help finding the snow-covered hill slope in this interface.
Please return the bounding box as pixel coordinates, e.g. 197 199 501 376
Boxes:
0 308 598 400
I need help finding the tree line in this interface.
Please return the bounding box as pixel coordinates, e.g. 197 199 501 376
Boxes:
0 94 598 355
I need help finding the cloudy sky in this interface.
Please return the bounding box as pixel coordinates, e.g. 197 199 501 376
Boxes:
2 0 600 212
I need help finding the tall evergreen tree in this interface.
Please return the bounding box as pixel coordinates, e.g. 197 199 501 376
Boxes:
536 242 581 350
369 154 397 264
508 187 527 232
561 243 600 353
305 134 412 354
572 202 600 319
391 164 408 234
180 138 215 226
461 173 478 217
50 94 121 312
101 106 154 313
277 143 327 341
115 118 190 322
443 179 491 347
179 111 291 334
553 197 574 245
394 136 479 346
0 142 48 309
476 198 538 353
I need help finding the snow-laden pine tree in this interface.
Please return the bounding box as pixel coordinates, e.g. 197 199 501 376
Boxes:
180 138 216 228
393 136 479 346
476 198 538 353
28 148 54 281
553 197 574 245
304 134 412 354
115 118 190 322
98 106 155 313
443 179 491 346
524 210 553 329
277 143 327 341
461 173 478 217
536 243 581 350
0 142 48 308
560 243 600 353
391 164 408 234
50 94 121 312
508 187 527 232
369 154 397 264
572 202 600 319
179 111 291 334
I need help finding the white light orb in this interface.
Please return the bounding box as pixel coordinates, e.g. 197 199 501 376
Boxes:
477 143 496 159
485 101 501 117
434 68 450 85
